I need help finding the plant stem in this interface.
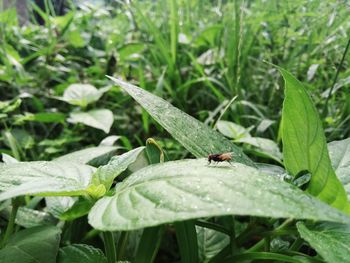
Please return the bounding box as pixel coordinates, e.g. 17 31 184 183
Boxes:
103 231 117 263
0 198 20 248
247 218 294 252
323 36 350 116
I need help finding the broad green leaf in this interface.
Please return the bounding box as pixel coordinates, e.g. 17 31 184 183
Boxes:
280 68 350 212
216 120 251 139
55 146 118 166
197 227 229 263
328 138 350 199
0 161 95 202
88 159 350 231
92 147 145 190
60 84 110 107
68 109 114 133
0 225 61 263
107 76 254 167
58 244 107 263
297 222 350 263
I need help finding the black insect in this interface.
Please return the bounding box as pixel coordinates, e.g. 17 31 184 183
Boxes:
207 153 232 165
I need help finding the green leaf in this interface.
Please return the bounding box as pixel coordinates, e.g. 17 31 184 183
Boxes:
60 84 110 107
58 244 107 263
66 30 85 48
88 159 349 231
68 109 114 133
328 138 350 199
0 161 95 202
235 137 283 163
14 207 56 228
14 112 65 124
134 226 164 263
297 222 350 263
92 147 145 190
46 196 77 218
0 225 61 263
197 227 229 263
279 68 350 212
55 146 118 166
146 138 165 164
119 43 145 61
60 197 95 221
107 76 254 167
175 220 199 263
216 120 251 139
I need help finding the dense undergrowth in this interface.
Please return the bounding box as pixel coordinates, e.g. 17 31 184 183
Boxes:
0 1 350 263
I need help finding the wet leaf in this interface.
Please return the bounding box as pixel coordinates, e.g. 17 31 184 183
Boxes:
0 161 95 202
297 222 350 263
88 159 349 231
107 76 254 167
92 147 145 190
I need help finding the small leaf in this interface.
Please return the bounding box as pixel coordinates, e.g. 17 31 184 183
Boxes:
197 227 229 263
107 76 254 167
46 196 77 218
279 67 350 212
328 138 350 199
55 146 118 166
68 109 114 133
60 198 95 221
14 207 56 228
216 120 251 139
92 147 145 190
58 244 107 263
0 225 61 263
297 222 350 263
60 84 110 107
0 161 95 202
14 112 65 124
100 135 121 146
235 137 283 163
88 159 350 231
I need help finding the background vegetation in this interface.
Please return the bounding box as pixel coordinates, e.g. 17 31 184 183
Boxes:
0 0 350 262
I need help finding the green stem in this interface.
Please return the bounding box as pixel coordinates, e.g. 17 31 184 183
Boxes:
195 220 231 236
0 198 20 248
225 252 304 263
323 36 350 115
247 218 294 252
103 231 117 263
290 237 304 251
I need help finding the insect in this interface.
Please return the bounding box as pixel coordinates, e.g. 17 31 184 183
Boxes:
207 153 232 165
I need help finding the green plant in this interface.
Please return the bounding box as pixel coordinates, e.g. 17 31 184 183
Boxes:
0 69 350 262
